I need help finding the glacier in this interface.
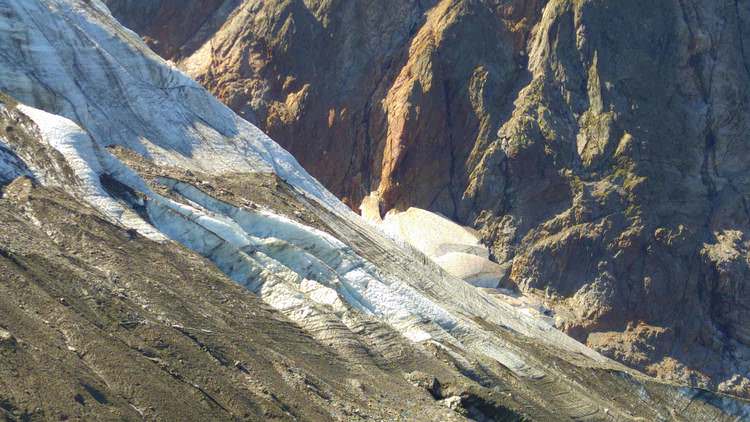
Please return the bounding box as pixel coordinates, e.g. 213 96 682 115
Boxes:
1 0 749 419
0 0 606 376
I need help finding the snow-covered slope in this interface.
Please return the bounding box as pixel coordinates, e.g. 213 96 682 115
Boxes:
0 0 583 368
0 0 345 215
1 0 749 419
9 100 591 379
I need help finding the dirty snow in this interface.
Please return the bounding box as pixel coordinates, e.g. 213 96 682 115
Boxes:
0 0 617 382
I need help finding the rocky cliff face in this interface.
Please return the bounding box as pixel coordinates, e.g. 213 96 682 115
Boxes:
474 0 750 398
104 0 750 398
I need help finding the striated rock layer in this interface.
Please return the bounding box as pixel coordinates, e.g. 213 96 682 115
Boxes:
104 0 750 398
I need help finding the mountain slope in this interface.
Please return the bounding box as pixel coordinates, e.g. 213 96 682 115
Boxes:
1 98 747 421
0 0 748 420
103 0 750 398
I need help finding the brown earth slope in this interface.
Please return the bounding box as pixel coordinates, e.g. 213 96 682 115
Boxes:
105 0 750 398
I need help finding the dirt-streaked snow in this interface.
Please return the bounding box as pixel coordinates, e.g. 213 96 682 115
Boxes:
0 0 613 384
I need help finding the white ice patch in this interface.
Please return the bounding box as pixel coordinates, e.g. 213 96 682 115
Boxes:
376 207 504 288
0 0 618 383
6 101 604 379
381 208 486 257
434 252 506 288
154 178 459 328
403 327 432 343
299 279 344 310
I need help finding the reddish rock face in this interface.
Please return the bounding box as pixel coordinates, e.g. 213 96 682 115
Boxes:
105 0 750 399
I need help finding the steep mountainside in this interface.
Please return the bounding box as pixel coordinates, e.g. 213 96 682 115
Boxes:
104 0 750 398
5 0 750 420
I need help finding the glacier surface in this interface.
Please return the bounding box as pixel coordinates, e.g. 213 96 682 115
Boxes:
0 0 615 385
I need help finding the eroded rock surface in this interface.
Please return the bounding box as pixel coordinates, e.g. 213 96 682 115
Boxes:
104 0 750 398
